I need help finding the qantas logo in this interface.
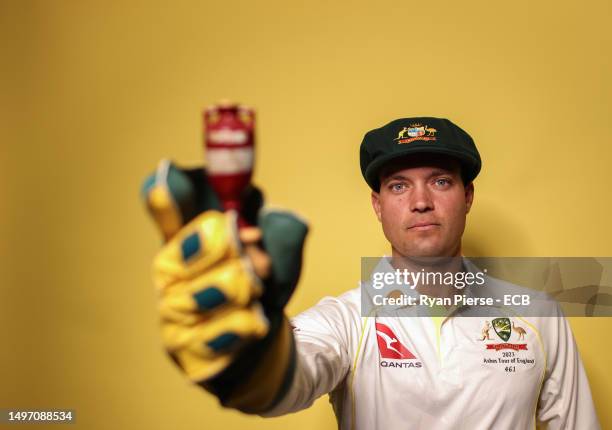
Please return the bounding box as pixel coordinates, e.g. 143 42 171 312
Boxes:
375 323 416 359
375 323 422 368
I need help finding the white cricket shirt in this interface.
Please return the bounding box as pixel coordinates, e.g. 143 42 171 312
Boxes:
263 257 600 430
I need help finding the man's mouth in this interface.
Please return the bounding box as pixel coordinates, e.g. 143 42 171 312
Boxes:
408 222 440 231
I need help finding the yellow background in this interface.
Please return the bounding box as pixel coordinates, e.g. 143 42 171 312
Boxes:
2 0 611 428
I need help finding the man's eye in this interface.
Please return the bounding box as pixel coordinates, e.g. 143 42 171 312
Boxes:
390 183 405 192
435 178 451 187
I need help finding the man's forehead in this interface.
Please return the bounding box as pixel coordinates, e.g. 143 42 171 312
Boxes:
379 154 461 180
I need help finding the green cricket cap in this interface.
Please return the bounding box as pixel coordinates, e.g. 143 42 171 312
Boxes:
360 117 482 191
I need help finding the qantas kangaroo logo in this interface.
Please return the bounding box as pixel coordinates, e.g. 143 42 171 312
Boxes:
375 323 416 359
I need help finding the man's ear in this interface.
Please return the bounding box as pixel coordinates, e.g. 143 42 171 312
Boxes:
465 182 475 214
371 190 382 222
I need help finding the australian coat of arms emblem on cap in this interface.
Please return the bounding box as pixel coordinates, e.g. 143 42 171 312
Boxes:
394 123 437 144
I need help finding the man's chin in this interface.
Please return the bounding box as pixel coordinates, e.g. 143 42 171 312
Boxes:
391 253 462 273
396 243 454 260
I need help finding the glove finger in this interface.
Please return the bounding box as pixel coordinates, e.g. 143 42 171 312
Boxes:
141 159 198 241
152 210 242 291
158 257 262 323
189 302 269 356
161 302 269 355
171 348 234 383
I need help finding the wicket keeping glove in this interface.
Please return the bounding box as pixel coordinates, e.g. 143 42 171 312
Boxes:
141 159 308 412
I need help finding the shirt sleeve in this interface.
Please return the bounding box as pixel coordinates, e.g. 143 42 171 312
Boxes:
261 295 355 416
536 313 600 429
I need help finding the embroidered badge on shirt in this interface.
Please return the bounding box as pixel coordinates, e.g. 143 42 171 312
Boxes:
477 318 536 372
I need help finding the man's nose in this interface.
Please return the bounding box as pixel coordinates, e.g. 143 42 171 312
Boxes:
410 184 433 212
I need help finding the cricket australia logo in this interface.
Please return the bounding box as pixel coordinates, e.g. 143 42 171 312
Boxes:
394 123 437 144
375 323 422 368
478 318 528 351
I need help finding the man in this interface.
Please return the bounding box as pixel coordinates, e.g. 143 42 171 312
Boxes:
143 117 600 429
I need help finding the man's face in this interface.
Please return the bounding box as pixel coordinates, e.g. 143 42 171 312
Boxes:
371 154 474 258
